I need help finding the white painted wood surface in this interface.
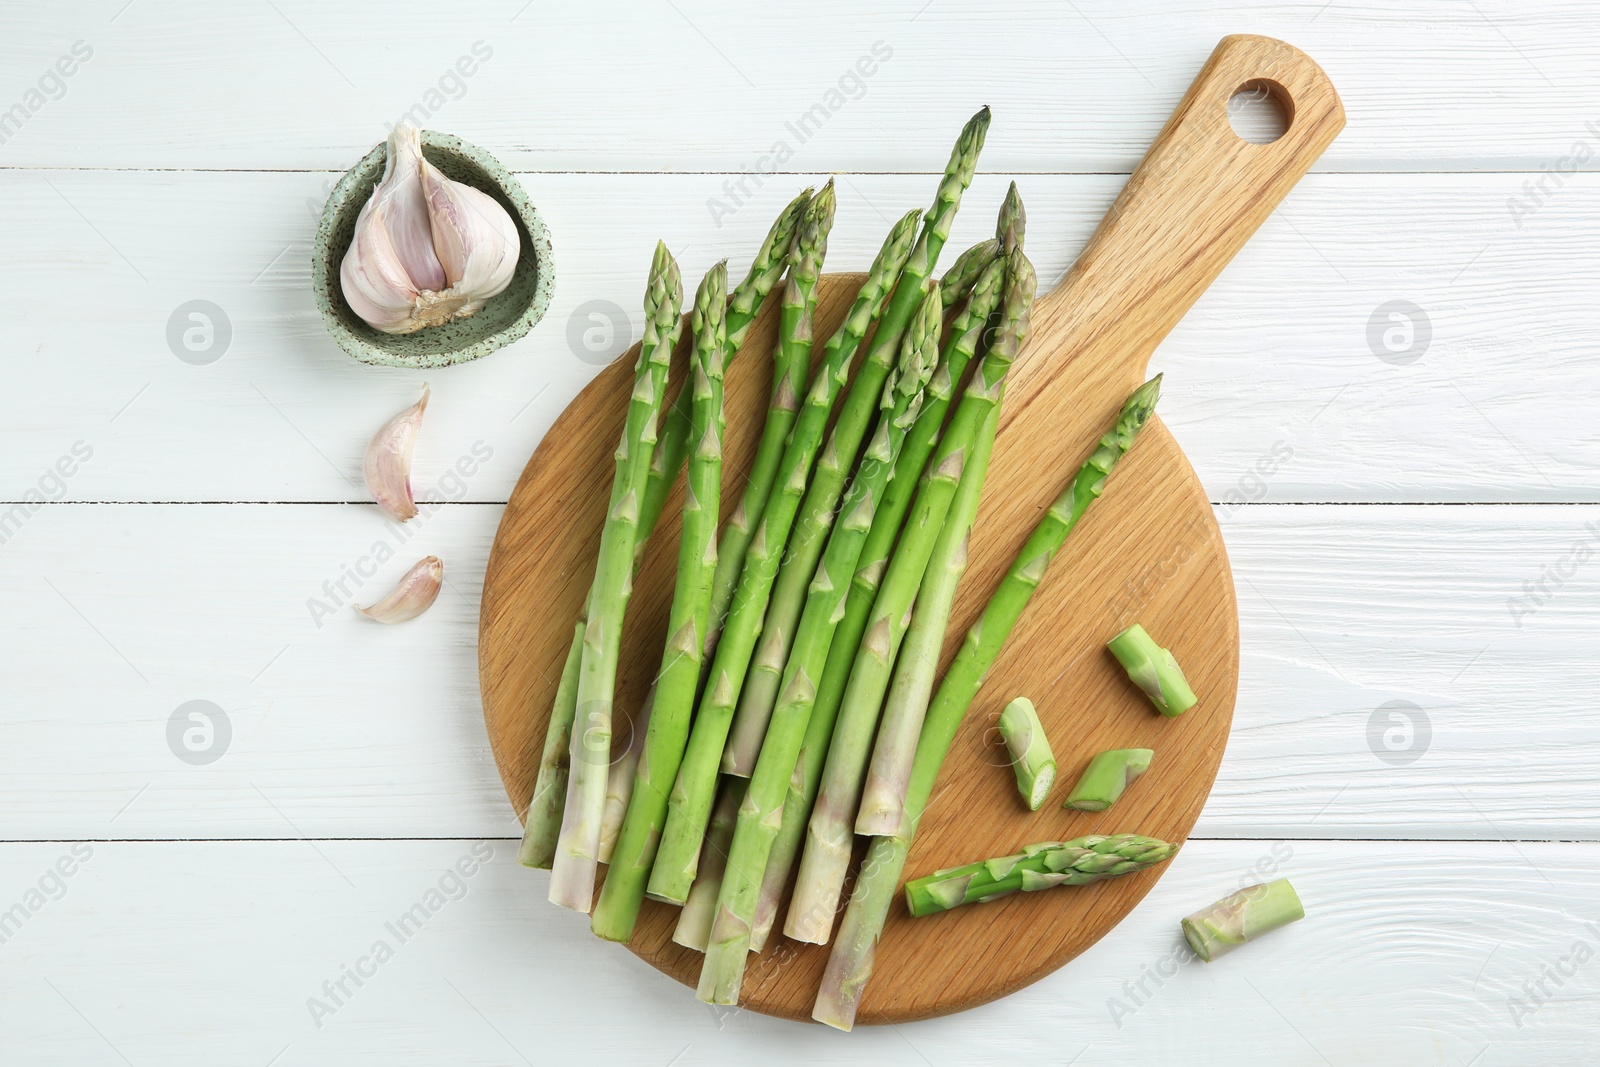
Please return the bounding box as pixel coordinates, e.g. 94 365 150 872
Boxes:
4 1 1598 1061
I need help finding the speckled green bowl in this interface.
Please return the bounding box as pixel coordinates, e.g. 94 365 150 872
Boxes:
312 130 554 369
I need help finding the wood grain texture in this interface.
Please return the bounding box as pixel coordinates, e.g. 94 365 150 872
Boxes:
480 36 1345 1020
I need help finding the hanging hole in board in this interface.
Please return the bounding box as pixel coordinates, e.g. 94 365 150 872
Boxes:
1227 79 1292 144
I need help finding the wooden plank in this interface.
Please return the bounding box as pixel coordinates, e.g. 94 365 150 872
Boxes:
1 502 1593 842
2 1 1594 171
4 169 1596 503
1 837 1593 1060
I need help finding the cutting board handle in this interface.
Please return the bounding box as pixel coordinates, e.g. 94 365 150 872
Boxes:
1031 34 1344 383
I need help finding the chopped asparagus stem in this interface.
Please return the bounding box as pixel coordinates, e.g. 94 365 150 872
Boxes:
1108 623 1197 717
1063 747 1153 812
1182 879 1305 962
998 698 1058 811
903 834 1178 917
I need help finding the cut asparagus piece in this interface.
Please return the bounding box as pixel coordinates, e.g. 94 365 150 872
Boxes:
722 111 994 780
518 619 585 869
788 249 1036 942
701 190 827 657
647 188 856 905
590 261 729 942
695 290 942 1006
528 195 808 863
904 834 1178 917
549 243 685 912
998 698 1057 811
1108 623 1197 717
1182 879 1304 962
673 778 744 952
813 376 1163 1030
749 251 1007 952
1063 747 1153 813
597 687 654 864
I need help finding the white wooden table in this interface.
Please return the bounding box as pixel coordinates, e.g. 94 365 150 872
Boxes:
4 2 1597 1062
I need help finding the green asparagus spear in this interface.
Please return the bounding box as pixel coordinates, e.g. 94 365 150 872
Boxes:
672 778 745 952
517 618 584 869
748 253 1007 951
998 697 1057 811
527 194 808 864
696 291 942 1005
646 189 866 905
813 375 1163 1030
1063 747 1153 812
597 686 654 864
590 261 728 942
788 249 1036 943
652 111 988 902
637 191 813 564
1108 623 1197 716
721 109 993 778
904 834 1178 916
854 400 1001 837
1182 879 1304 961
701 188 829 658
549 243 684 912
938 238 998 308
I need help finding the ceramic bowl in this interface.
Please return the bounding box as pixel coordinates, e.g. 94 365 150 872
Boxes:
311 130 554 369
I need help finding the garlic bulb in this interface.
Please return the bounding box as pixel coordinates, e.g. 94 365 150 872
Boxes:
364 384 429 522
356 556 443 623
340 124 520 334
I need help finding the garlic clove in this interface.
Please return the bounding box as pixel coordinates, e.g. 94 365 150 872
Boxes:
340 195 420 333
420 154 520 315
373 124 447 293
363 384 429 522
356 556 443 623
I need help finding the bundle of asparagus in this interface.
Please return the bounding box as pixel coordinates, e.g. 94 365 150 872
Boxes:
521 194 808 872
516 105 1188 1025
788 244 1037 944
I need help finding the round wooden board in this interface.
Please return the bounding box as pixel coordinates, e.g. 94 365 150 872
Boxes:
480 33 1350 1025
479 273 1238 1024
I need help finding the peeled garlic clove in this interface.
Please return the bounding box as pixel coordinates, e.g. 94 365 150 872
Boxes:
356 556 443 623
338 123 521 335
364 384 429 522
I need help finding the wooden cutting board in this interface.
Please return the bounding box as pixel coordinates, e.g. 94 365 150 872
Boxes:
479 35 1343 1024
